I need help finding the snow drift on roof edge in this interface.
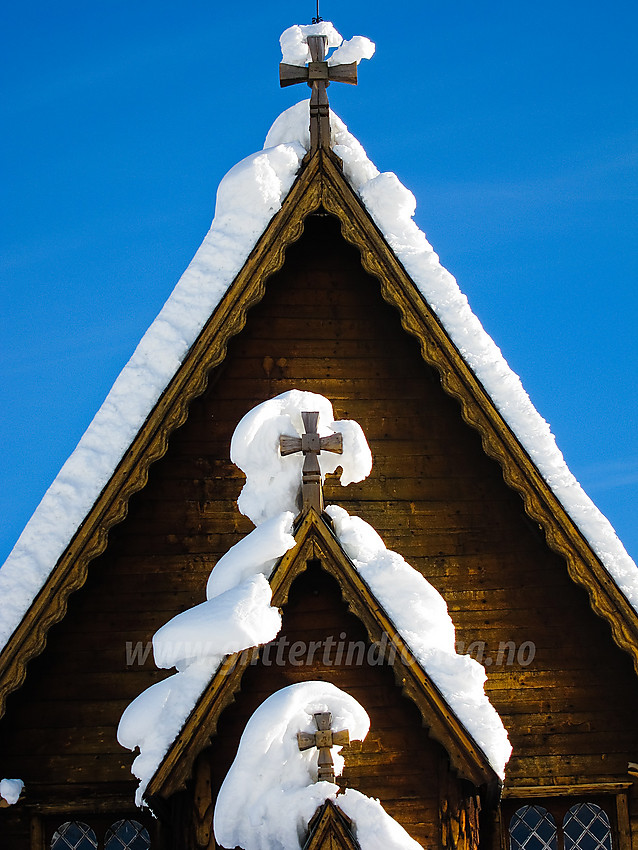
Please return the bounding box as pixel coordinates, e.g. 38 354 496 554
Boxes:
1 96 637 654
117 393 510 800
213 681 422 850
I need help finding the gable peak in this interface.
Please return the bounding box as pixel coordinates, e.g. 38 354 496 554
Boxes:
278 22 373 153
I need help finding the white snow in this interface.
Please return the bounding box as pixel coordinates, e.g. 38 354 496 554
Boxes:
329 36 376 67
118 661 215 805
1 19 637 730
0 778 24 806
214 681 419 850
231 390 372 526
0 115 306 653
118 394 372 804
153 574 281 672
335 790 422 850
279 23 374 68
206 512 296 598
118 510 297 804
326 504 512 778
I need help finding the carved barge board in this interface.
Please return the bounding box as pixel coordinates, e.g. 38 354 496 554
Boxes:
2 148 638 732
1 152 638 847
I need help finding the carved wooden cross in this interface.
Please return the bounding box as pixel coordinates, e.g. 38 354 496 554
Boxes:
280 411 343 514
297 712 350 783
279 34 358 153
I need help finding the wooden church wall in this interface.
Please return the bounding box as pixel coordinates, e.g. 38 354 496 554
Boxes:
1 213 637 847
185 563 450 850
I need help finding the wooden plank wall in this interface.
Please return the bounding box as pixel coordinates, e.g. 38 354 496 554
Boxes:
199 563 445 849
1 213 637 847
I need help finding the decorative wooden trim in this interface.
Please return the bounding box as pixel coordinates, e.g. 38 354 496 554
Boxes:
502 783 632 798
304 800 360 850
315 152 638 675
2 142 638 740
146 510 499 803
0 154 325 717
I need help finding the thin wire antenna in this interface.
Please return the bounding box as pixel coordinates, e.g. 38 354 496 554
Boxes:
312 0 322 24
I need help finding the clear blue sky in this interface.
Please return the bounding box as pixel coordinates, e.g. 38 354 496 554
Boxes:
2 1 637 566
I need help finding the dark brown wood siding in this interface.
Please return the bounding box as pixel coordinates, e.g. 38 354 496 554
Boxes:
201 563 445 849
1 213 637 847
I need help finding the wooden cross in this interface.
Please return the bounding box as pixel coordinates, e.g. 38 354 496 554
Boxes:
297 712 350 783
279 34 358 153
280 411 343 514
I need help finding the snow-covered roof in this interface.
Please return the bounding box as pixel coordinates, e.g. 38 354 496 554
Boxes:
117 392 510 803
213 681 422 850
1 23 637 665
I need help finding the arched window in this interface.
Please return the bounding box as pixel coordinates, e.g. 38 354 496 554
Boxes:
510 805 558 850
563 804 613 850
105 820 151 850
50 822 98 850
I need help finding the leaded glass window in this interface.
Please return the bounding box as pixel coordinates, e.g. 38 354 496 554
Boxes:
51 822 98 850
105 820 151 850
510 805 558 850
563 804 613 850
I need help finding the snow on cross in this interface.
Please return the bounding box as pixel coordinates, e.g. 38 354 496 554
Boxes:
280 33 355 153
278 22 373 151
297 711 350 783
280 410 343 514
117 390 510 806
117 392 373 804
213 681 422 850
231 390 372 527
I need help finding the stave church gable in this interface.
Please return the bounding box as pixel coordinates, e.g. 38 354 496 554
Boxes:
1 20 637 850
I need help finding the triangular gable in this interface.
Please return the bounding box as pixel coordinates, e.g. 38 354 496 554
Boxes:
0 150 325 715
304 800 360 850
1 124 638 718
145 508 500 806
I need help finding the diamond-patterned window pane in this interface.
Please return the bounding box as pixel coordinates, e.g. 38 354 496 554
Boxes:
510 806 558 850
564 804 613 850
105 819 151 850
51 822 98 850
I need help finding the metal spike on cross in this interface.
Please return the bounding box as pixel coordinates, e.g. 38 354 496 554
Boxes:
279 34 358 153
297 712 350 783
280 411 343 515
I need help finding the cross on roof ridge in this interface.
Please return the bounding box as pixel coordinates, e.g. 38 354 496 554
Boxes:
297 711 350 783
279 33 358 153
279 410 343 515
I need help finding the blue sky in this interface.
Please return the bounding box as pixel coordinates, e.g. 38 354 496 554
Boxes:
2 0 637 566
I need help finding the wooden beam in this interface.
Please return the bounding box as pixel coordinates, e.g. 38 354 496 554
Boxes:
502 782 632 797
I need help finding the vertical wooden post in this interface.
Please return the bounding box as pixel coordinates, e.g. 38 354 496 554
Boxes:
307 35 331 152
615 791 632 850
192 753 215 850
439 757 481 850
30 814 45 850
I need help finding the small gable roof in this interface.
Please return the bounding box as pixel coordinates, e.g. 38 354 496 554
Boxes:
304 800 360 850
1 100 638 717
144 508 503 805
